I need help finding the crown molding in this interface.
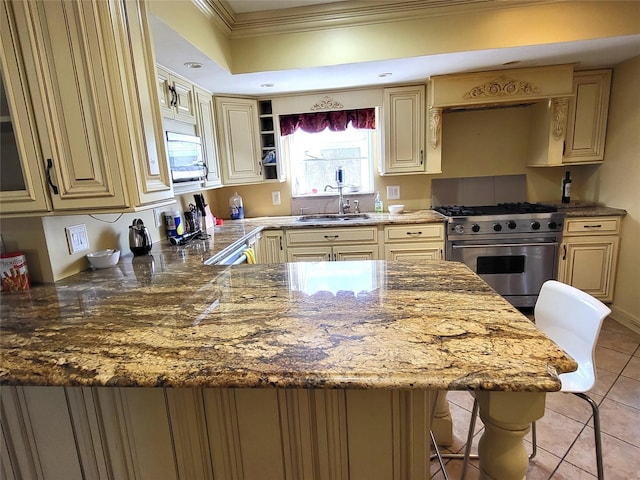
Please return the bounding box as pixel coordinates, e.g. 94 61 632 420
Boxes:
222 0 548 39
196 0 234 36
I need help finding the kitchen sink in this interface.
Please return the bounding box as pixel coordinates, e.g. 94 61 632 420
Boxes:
296 213 371 222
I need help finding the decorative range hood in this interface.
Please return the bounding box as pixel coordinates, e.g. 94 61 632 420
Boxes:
425 64 575 168
427 64 574 110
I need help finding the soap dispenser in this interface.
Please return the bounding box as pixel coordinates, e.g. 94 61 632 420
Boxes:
374 192 383 213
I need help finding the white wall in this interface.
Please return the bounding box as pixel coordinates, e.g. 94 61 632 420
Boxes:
591 55 640 329
1 210 162 283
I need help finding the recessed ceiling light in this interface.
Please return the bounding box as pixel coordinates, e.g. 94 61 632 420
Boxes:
378 73 392 78
184 62 203 69
261 83 275 88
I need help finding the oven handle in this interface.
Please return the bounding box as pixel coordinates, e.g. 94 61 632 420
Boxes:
451 242 558 249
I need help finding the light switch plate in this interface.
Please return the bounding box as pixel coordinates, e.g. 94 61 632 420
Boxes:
65 224 90 254
153 207 164 228
272 191 281 205
387 185 400 200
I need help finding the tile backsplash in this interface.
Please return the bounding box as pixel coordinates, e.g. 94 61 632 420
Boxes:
431 174 527 206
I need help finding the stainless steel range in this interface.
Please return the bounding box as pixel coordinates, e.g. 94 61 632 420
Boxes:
435 202 565 308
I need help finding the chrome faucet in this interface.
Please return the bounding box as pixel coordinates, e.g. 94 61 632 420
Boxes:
324 184 349 214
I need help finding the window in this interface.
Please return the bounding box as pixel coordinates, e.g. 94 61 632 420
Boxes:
283 123 377 197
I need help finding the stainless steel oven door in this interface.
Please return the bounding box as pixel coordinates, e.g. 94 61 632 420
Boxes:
450 239 558 307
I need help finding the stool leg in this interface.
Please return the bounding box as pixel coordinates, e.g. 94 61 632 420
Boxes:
460 398 479 480
529 422 537 459
574 392 604 480
430 430 450 480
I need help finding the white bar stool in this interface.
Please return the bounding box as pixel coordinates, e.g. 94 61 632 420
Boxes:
458 280 610 480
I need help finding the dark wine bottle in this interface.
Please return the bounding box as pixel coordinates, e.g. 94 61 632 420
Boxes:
561 171 572 204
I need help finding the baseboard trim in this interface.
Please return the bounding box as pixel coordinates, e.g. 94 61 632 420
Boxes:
610 305 640 335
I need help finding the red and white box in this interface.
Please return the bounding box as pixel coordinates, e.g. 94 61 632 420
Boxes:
1 251 30 292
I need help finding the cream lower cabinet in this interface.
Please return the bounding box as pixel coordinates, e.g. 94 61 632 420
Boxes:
383 223 445 262
558 216 621 302
1 386 430 480
286 226 380 262
259 229 286 263
0 0 173 215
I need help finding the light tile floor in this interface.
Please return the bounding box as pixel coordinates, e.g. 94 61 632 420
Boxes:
431 317 640 480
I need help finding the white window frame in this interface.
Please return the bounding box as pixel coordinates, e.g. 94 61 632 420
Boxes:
282 122 379 198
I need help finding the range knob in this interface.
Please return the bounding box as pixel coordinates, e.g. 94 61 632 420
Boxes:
493 223 502 232
471 224 480 233
454 224 464 234
531 221 541 230
507 221 517 230
548 221 558 229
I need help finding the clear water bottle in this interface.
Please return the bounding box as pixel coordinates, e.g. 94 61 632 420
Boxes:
374 192 383 213
229 192 244 219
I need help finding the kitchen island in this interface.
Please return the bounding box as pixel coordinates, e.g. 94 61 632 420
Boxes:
0 246 576 479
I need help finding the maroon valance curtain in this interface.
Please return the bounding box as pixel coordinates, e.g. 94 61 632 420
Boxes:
279 108 376 136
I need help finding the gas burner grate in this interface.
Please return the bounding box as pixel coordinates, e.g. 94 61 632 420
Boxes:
434 206 479 216
435 202 557 217
497 202 558 214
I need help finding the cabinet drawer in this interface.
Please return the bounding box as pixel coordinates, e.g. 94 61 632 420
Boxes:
384 224 444 242
384 243 444 262
564 217 620 235
286 227 378 246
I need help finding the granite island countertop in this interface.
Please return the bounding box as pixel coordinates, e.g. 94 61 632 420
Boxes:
0 255 576 391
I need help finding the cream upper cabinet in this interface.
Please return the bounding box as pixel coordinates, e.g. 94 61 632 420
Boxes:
380 85 429 175
524 69 612 167
557 216 621 302
563 69 612 164
285 226 380 262
194 87 221 188
0 12 50 214
118 0 174 207
0 0 173 215
156 65 196 124
383 223 445 262
214 96 263 185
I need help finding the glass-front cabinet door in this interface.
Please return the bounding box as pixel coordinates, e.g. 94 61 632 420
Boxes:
0 10 50 215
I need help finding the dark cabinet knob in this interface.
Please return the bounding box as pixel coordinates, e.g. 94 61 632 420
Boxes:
531 221 541 230
493 223 502 232
507 221 517 229
471 224 480 233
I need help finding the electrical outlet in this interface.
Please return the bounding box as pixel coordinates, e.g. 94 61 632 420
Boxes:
387 185 400 200
272 191 281 206
65 224 89 254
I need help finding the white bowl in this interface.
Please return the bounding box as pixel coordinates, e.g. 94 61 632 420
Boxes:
86 249 120 269
388 204 405 214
